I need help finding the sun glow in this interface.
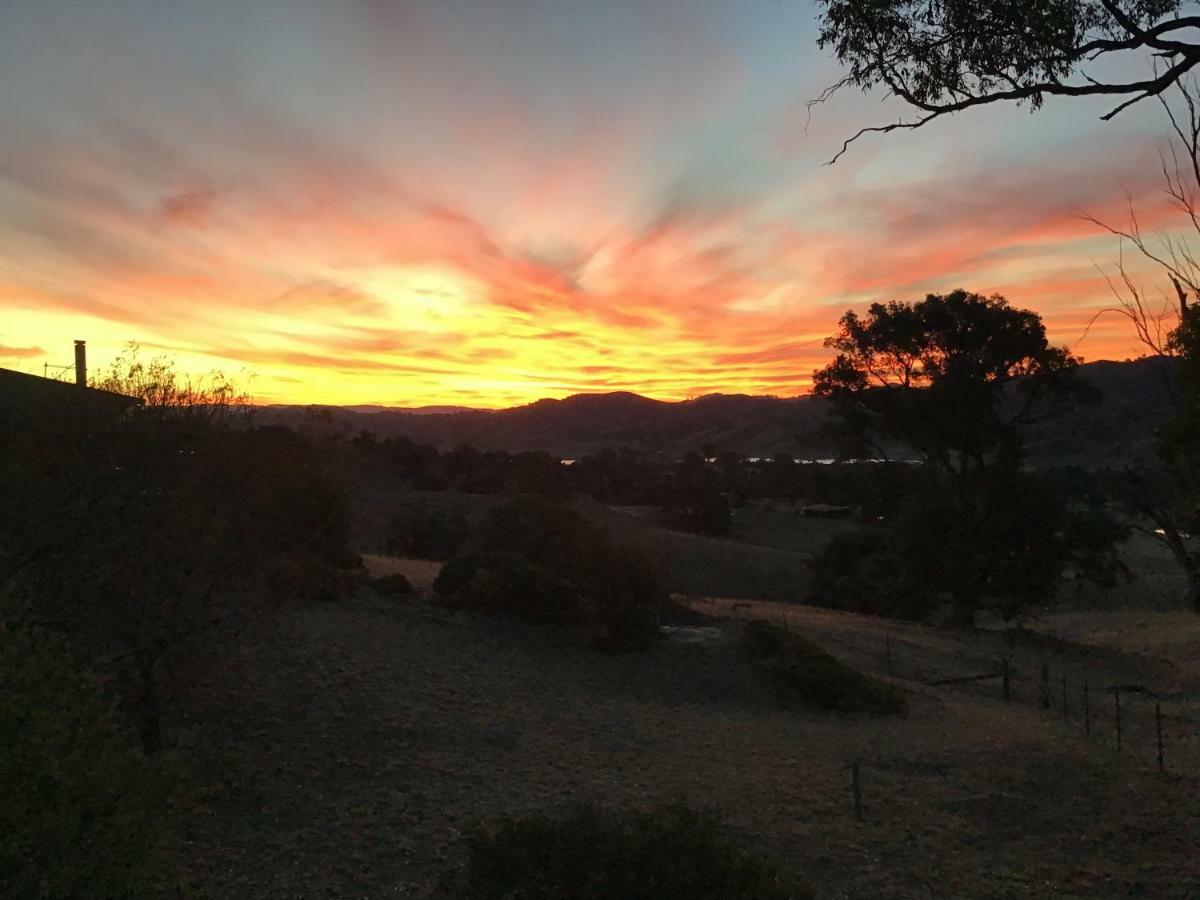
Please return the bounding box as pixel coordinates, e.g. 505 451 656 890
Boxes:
0 2 1169 408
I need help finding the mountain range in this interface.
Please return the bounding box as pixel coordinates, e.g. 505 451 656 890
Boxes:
261 357 1174 468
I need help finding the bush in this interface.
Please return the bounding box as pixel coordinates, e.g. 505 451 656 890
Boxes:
372 572 413 596
808 529 928 620
434 552 579 623
807 468 1129 623
385 505 470 560
743 621 906 716
444 803 811 900
264 554 349 602
437 499 664 646
1 398 355 755
663 486 733 536
0 625 175 898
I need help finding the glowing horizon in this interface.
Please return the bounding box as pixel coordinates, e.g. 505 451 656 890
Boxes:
0 2 1184 408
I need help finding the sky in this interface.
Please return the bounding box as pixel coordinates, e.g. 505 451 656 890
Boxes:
0 0 1190 407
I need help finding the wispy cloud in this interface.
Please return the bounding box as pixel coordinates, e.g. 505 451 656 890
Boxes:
0 1 1177 405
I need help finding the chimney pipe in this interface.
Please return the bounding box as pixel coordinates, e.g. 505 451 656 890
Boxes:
74 340 87 387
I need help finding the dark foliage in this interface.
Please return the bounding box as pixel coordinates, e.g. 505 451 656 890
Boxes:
816 1 1196 160
1 367 353 756
811 291 1118 621
445 803 811 900
386 504 471 560
0 624 175 898
661 452 734 535
435 498 664 645
372 572 414 596
434 552 580 623
1155 301 1200 609
814 290 1086 473
743 621 906 716
809 470 1130 622
808 529 921 620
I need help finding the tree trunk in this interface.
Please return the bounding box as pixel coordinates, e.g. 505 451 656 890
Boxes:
135 652 162 756
1150 518 1200 614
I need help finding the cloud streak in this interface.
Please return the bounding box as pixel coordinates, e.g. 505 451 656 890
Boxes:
0 1 1180 405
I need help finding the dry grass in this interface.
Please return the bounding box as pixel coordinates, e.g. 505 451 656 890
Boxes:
169 571 1200 898
177 488 1200 897
1041 610 1200 690
362 553 442 592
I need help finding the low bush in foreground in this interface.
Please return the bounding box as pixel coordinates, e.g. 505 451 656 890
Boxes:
744 621 906 716
443 803 812 900
0 625 175 898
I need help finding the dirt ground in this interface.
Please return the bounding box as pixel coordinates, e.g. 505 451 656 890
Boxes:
169 558 1200 899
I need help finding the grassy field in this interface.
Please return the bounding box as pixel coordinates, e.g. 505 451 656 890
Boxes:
159 485 1200 896
350 487 823 601
166 536 1200 898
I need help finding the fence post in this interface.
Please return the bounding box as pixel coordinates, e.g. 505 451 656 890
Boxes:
851 759 863 822
1002 657 1011 702
1115 690 1122 751
1156 702 1164 771
885 633 892 676
1061 672 1068 720
1084 682 1090 735
1040 664 1050 710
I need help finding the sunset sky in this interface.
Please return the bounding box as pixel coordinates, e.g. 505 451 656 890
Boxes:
0 1 1188 407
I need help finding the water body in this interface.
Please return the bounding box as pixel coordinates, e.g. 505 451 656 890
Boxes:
559 457 915 466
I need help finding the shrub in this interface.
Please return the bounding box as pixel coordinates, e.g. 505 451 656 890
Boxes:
807 469 1128 624
434 552 579 623
385 505 470 561
437 499 664 646
264 554 348 602
664 486 733 536
743 621 906 716
444 803 811 900
2 392 354 754
808 529 928 620
372 572 413 596
0 624 175 898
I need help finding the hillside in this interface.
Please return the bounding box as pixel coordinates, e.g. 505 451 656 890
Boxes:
1021 356 1176 468
261 357 1174 467
170 562 1200 898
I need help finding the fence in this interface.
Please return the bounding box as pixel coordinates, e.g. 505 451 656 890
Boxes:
880 625 1194 775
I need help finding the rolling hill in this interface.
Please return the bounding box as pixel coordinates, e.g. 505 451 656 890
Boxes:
260 357 1175 467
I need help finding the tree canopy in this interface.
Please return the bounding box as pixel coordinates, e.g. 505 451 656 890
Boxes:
816 0 1200 160
810 290 1117 623
813 289 1083 474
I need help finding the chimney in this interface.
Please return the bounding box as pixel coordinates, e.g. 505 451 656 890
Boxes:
74 340 87 387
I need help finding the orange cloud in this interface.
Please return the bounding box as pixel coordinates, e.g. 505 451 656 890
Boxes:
0 56 1183 408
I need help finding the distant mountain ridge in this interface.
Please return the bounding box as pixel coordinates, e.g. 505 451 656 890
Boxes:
259 358 1174 467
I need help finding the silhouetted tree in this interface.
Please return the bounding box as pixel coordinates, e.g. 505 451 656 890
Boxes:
662 453 732 535
812 290 1115 622
814 290 1085 479
816 0 1200 160
1087 78 1200 610
2 354 351 754
810 469 1130 620
91 342 248 420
